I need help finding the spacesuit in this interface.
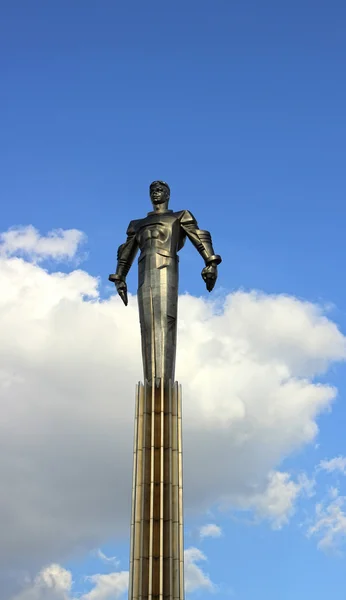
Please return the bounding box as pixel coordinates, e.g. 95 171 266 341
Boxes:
110 184 221 385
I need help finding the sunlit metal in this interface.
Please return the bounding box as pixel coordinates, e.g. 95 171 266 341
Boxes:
109 182 221 600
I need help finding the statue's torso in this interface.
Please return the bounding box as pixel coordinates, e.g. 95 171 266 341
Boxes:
131 210 186 259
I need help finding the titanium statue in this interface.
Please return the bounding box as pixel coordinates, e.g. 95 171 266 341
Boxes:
109 181 222 385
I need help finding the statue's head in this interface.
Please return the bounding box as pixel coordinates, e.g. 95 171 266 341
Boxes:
149 181 170 208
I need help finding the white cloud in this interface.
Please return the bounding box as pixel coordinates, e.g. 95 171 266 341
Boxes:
307 488 346 551
93 550 119 567
11 564 72 600
0 226 85 262
231 470 315 529
82 572 128 600
36 566 72 592
0 228 345 596
10 564 128 600
184 548 214 593
199 524 222 539
319 456 346 475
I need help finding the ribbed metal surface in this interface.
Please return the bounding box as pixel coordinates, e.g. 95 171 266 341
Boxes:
129 380 184 600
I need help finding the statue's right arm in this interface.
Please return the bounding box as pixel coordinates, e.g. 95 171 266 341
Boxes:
109 222 138 303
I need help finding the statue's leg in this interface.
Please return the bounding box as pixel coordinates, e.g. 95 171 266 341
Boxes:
137 254 178 385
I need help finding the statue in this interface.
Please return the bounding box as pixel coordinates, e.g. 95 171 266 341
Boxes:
109 180 222 385
109 181 222 600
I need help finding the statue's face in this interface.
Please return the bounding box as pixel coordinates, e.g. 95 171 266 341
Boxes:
150 182 170 206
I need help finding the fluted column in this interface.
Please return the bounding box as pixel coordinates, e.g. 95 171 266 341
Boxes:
129 380 184 600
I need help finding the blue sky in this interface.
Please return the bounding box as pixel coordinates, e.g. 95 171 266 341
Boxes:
1 1 346 599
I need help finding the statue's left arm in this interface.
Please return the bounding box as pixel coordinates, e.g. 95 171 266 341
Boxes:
180 211 222 292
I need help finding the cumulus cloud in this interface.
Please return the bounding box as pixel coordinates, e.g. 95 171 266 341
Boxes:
11 564 72 600
178 292 344 518
319 456 346 475
184 548 214 593
10 564 128 600
0 226 85 262
307 488 346 552
199 524 222 539
82 572 128 600
0 226 345 597
230 471 315 529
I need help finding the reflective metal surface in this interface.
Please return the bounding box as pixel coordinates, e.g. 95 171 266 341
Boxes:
129 380 184 600
109 181 221 385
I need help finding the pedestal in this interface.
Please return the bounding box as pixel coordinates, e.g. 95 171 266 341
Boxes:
129 380 184 600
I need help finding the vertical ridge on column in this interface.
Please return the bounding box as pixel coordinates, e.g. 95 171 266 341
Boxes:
171 382 181 600
159 379 164 600
177 384 184 600
128 384 139 600
130 383 145 600
141 380 150 599
165 382 173 597
148 382 155 600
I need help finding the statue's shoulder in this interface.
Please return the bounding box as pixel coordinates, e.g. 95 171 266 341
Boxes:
126 218 143 235
174 209 197 225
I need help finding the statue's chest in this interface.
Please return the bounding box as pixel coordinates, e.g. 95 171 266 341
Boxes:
136 215 179 247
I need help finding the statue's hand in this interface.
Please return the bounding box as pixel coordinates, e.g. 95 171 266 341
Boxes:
201 264 218 292
116 280 128 306
109 274 128 306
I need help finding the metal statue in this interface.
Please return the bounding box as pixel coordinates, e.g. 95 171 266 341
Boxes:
109 181 222 385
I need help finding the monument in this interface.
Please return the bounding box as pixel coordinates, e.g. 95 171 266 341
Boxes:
109 181 221 600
